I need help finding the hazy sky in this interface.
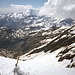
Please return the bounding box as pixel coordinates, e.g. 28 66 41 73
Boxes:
0 0 47 8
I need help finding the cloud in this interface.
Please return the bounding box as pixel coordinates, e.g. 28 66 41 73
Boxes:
10 4 33 11
0 4 35 14
38 0 75 19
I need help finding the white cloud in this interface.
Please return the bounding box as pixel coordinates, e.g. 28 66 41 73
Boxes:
38 0 75 19
0 4 35 14
10 4 33 10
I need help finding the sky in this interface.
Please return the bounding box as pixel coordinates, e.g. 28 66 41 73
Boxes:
0 0 47 8
0 0 75 19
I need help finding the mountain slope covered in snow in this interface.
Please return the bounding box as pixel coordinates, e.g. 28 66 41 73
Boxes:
0 49 75 75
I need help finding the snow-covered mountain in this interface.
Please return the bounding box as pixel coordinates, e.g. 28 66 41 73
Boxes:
0 12 75 39
0 12 75 29
0 11 75 75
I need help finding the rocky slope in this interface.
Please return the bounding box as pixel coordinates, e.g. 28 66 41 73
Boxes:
26 25 75 68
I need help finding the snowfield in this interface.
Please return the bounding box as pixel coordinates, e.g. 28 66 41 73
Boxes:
0 48 75 75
